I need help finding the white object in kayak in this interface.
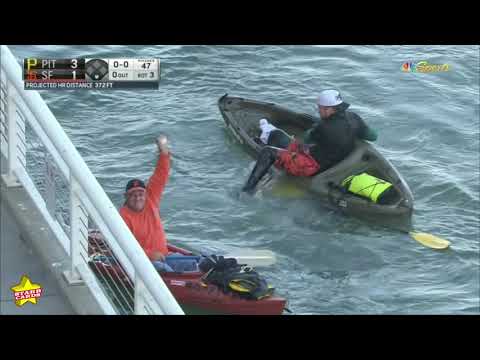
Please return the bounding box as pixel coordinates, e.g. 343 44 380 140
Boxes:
259 118 278 144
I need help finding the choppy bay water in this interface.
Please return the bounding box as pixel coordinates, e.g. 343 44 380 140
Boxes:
8 45 479 314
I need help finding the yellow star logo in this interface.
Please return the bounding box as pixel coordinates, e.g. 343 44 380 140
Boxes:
10 275 43 307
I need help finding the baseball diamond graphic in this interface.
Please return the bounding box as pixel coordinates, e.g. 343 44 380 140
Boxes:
86 59 109 81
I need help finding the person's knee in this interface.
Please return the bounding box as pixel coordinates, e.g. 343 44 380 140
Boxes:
259 147 278 163
165 255 200 272
268 129 290 149
152 260 174 273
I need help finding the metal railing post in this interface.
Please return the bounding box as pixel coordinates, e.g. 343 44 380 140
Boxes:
2 81 21 186
134 273 147 315
63 176 86 285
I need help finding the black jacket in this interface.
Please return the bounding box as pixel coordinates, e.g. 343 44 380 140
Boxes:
306 110 376 170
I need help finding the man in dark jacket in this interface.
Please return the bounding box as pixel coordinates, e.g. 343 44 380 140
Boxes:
242 89 377 193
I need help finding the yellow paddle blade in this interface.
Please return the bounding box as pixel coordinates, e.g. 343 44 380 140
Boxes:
270 180 307 198
410 232 451 249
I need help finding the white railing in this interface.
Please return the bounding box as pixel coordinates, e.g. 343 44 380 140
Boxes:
0 45 184 315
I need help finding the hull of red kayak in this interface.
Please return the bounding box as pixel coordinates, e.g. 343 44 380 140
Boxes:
161 271 286 315
88 235 287 315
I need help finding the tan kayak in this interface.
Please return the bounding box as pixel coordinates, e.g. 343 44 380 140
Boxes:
218 94 414 232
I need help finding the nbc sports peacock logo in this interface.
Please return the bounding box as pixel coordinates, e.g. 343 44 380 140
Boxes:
401 61 450 73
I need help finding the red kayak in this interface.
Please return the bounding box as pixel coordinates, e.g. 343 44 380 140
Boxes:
88 231 287 315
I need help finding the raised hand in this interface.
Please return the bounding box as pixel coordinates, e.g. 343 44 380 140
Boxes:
156 134 169 154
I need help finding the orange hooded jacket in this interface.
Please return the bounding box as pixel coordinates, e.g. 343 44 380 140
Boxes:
120 153 170 259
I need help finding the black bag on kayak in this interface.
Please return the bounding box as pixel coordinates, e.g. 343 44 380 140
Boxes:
198 255 238 273
199 255 275 300
225 267 275 300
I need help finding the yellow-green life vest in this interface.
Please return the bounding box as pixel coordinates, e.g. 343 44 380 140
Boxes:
341 173 392 203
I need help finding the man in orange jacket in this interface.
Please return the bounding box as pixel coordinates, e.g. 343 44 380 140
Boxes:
120 135 197 272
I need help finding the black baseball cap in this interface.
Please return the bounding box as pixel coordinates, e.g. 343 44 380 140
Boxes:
125 179 146 194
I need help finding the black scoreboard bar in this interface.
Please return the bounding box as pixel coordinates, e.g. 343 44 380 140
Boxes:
23 58 160 90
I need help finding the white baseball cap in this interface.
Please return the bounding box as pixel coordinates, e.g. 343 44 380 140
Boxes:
316 89 350 110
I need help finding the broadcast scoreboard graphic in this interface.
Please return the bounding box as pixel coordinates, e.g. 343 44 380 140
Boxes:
23 58 160 89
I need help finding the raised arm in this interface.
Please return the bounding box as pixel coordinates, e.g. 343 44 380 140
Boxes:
146 135 171 205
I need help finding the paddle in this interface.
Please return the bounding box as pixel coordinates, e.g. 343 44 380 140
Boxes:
225 249 277 267
409 231 451 250
197 249 277 268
